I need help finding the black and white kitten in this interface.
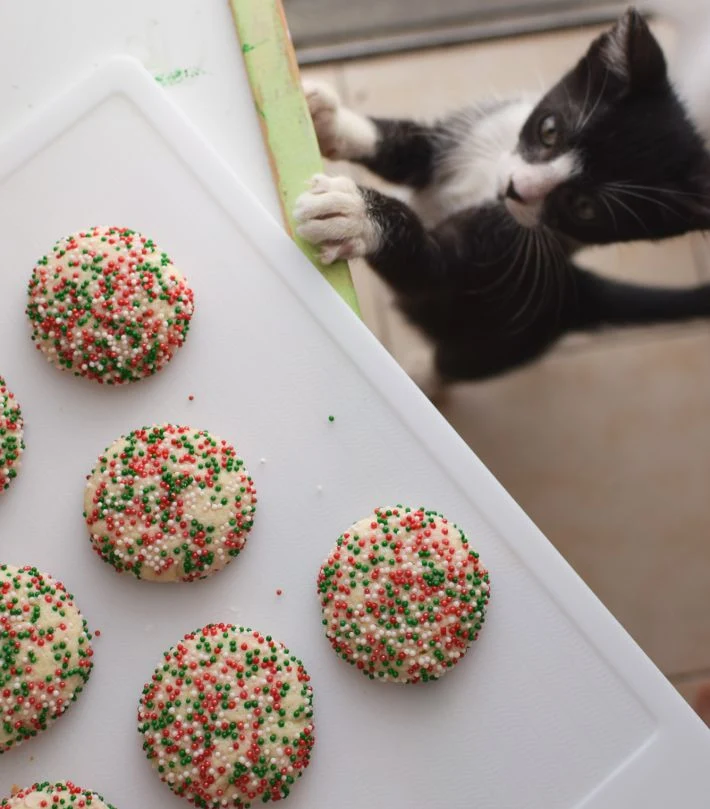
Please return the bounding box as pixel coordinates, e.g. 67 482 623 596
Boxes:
294 9 710 394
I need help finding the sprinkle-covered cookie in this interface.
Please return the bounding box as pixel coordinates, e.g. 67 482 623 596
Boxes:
84 424 257 582
318 505 490 683
0 376 24 494
0 565 94 753
2 782 117 809
26 226 194 384
138 624 315 808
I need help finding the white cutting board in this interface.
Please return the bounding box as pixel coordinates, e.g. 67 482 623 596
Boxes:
0 58 707 809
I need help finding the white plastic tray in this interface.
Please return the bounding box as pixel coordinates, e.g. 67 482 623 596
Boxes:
0 58 708 809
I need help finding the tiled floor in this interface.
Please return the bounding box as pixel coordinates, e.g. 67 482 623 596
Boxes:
301 22 710 716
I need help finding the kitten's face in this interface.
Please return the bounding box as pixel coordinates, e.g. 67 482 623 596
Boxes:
502 9 710 243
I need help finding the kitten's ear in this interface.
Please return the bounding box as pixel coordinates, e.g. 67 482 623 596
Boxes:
591 8 667 91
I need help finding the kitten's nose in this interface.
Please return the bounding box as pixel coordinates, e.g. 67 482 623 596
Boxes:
506 179 525 203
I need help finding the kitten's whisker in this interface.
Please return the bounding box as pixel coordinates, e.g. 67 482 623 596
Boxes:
599 193 619 233
538 228 566 328
468 224 524 292
551 234 568 327
513 228 535 297
579 68 609 132
608 181 707 200
530 230 551 325
484 234 527 299
559 81 574 122
576 61 593 132
606 185 681 218
509 231 543 331
605 190 652 236
609 181 710 217
470 243 521 280
473 221 533 294
487 228 532 312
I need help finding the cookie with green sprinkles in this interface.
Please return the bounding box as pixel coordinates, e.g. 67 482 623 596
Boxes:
2 781 117 808
318 505 490 684
0 376 24 494
26 226 194 384
84 424 257 582
138 623 315 808
0 565 94 753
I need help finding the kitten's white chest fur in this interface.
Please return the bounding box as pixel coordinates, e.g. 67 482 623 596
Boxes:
409 99 535 229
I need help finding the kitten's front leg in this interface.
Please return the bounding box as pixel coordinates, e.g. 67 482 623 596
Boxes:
304 81 378 162
295 174 449 402
304 81 438 188
295 174 445 295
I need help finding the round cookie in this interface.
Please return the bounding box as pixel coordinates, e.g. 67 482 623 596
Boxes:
26 226 194 384
0 376 24 494
3 782 117 809
138 624 315 808
84 424 257 582
0 565 94 753
318 505 490 683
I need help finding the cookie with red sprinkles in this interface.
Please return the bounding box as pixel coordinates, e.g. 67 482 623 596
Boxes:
138 623 315 808
3 782 117 809
84 424 257 582
0 565 94 753
318 505 490 683
0 376 24 494
26 226 194 384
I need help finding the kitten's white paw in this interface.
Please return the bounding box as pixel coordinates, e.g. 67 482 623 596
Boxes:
294 174 381 264
303 80 377 161
304 81 342 158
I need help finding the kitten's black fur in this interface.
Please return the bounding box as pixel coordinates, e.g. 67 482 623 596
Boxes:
317 10 710 382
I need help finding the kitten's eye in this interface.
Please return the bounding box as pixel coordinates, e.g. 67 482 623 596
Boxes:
571 193 597 222
538 115 558 148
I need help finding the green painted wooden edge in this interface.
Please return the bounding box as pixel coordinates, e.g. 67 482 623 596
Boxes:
229 0 361 317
